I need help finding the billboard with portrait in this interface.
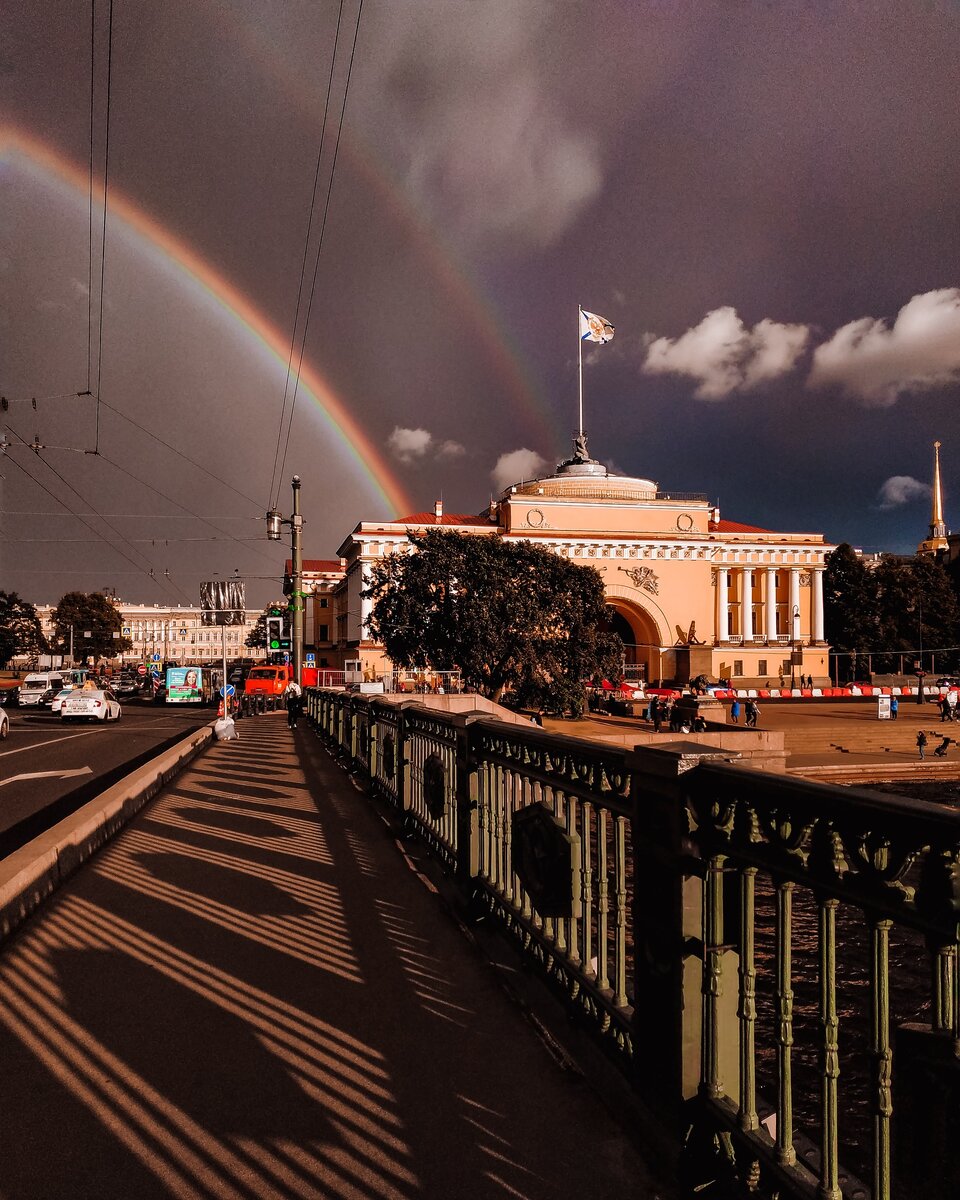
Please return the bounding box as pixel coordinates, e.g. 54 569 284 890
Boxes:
166 666 205 703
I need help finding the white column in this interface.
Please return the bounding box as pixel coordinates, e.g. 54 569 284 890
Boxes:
765 568 778 641
717 568 729 641
741 568 754 642
813 567 825 643
790 568 801 641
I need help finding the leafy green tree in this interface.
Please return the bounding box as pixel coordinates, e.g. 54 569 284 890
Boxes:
824 544 880 679
50 592 132 661
245 601 287 649
0 592 47 667
874 556 960 674
364 530 623 713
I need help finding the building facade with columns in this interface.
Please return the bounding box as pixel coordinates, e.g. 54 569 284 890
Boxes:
332 445 835 687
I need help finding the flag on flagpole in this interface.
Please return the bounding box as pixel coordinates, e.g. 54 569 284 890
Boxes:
579 308 615 344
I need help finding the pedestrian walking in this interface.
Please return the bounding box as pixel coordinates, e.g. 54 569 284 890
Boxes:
890 696 899 720
284 678 303 730
745 699 760 728
730 698 741 724
940 696 951 722
948 690 958 720
651 698 663 733
934 735 951 758
917 730 928 760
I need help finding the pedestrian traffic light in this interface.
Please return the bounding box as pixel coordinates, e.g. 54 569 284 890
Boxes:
266 616 283 651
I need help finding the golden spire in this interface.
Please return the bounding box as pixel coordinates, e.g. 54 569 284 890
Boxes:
918 439 949 555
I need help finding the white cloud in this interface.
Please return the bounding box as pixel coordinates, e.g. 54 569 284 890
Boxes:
877 475 931 509
492 448 547 492
436 439 466 460
642 306 809 399
808 289 960 406
388 426 432 463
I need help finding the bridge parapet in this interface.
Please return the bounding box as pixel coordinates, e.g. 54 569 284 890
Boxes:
306 688 960 1200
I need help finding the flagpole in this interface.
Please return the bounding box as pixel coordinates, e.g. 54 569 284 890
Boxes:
577 307 584 437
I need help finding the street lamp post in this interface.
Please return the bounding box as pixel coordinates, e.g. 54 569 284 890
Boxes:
266 475 305 685
791 604 800 688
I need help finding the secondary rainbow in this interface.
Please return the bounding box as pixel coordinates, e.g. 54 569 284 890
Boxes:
0 124 415 517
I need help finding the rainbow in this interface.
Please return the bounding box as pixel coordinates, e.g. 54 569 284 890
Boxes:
0 124 415 516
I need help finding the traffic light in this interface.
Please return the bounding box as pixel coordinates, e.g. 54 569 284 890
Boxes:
266 616 283 651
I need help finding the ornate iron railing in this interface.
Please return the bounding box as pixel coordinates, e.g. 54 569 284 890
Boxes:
306 688 960 1200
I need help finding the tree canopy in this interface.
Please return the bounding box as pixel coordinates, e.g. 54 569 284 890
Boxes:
0 592 47 667
50 592 132 661
824 544 960 676
364 530 623 712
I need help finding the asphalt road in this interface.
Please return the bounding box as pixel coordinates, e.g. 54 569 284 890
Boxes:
0 700 212 844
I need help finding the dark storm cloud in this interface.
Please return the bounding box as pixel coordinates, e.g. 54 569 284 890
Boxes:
4 1 960 602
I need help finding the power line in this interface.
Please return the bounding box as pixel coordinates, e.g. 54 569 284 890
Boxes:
94 0 115 455
98 398 263 508
277 0 364 496
95 449 283 567
269 0 346 510
2 449 188 601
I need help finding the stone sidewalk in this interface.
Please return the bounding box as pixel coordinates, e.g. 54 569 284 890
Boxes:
0 714 669 1199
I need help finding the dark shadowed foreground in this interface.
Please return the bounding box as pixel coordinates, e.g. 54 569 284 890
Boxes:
0 715 664 1199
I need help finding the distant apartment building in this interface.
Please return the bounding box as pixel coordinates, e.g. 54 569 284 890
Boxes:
35 603 267 665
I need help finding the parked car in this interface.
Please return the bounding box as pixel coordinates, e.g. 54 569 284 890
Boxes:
0 707 8 739
60 687 122 722
49 686 77 714
936 677 960 687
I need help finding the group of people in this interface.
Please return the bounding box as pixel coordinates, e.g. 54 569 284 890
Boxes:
646 696 707 734
938 692 959 722
729 698 760 727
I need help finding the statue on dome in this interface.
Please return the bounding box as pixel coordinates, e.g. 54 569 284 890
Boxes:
572 432 590 462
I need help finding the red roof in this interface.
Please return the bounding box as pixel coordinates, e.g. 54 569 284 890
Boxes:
285 558 343 573
709 519 775 534
394 512 493 527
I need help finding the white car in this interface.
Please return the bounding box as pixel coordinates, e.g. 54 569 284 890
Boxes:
49 687 77 714
60 688 122 723
0 708 8 740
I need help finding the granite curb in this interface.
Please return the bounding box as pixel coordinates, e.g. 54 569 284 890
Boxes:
0 721 215 944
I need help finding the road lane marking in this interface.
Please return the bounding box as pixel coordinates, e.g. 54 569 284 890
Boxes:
0 730 107 760
0 767 94 788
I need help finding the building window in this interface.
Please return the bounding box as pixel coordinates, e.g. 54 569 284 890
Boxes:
320 598 328 608
319 624 329 641
734 660 744 676
758 659 767 675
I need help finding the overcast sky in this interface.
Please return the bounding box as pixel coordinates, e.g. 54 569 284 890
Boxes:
3 1 960 609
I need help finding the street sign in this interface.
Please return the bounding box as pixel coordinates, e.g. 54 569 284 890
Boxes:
152 653 161 662
220 684 236 698
137 664 147 676
306 653 316 663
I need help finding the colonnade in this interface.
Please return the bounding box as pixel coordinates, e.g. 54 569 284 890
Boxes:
716 565 825 644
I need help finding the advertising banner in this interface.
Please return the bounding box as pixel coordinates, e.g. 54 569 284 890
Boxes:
166 666 204 703
200 580 246 626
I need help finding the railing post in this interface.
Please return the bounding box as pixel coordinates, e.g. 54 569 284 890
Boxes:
455 721 480 885
629 745 742 1133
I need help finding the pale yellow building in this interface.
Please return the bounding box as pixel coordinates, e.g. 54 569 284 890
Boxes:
332 445 835 688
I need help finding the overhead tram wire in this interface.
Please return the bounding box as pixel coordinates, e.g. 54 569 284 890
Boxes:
95 449 283 567
3 422 191 601
277 0 365 493
268 0 347 511
93 0 114 455
1 452 187 601
87 0 96 396
98 398 263 509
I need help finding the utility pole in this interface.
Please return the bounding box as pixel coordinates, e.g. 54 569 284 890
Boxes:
291 476 304 686
266 475 305 686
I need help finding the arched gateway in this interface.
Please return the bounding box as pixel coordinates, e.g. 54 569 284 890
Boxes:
602 597 663 685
